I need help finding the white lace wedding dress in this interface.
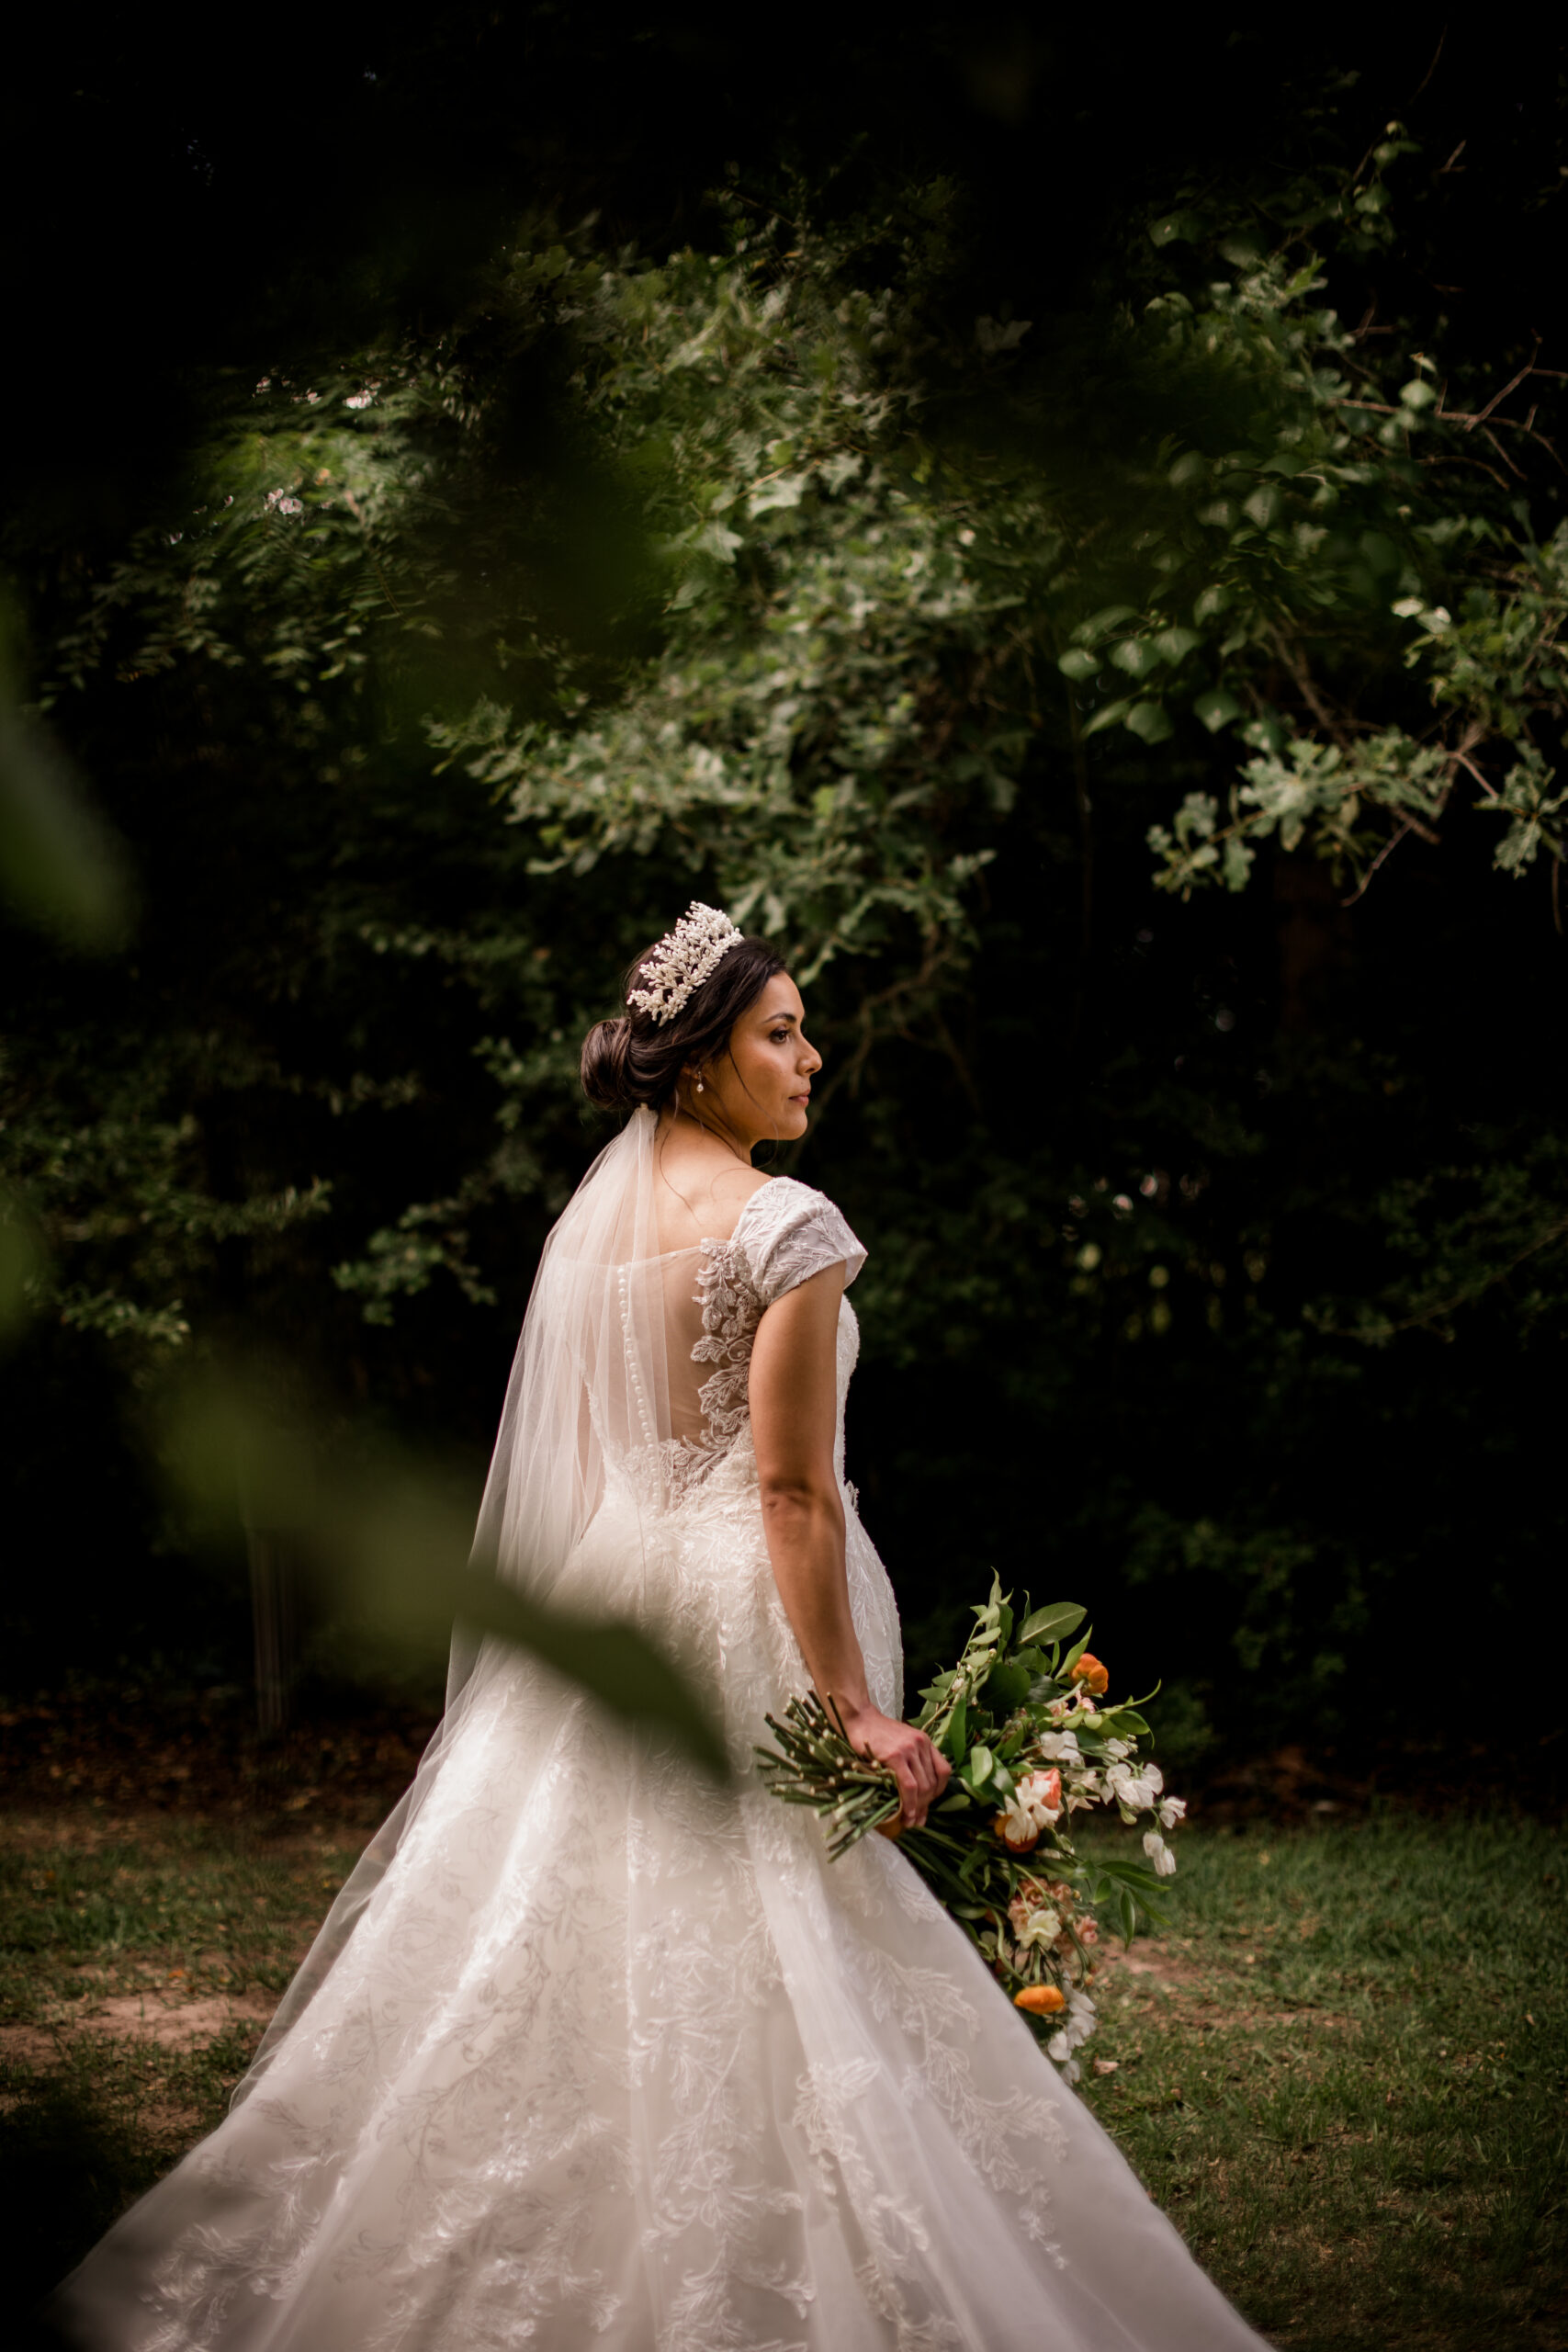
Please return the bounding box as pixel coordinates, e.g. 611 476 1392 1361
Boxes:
54 1141 1269 2351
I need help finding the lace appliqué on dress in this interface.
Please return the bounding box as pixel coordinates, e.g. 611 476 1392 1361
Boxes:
667 1239 760 1504
792 2061 958 2352
735 1178 867 1310
663 1182 867 1510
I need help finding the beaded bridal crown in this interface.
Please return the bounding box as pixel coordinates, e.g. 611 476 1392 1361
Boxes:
626 901 743 1025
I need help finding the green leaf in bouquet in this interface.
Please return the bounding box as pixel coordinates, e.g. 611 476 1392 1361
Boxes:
1089 1858 1173 1938
1018 1602 1085 1646
964 1742 995 1792
1102 1707 1150 1736
1059 1631 1093 1678
1094 1858 1167 1895
985 1657 1032 1712
997 1723 1028 1761
940 1694 969 1761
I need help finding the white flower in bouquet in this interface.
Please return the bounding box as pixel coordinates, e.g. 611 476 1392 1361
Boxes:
1047 1991 1100 2082
997 1769 1064 1851
1103 1762 1142 1809
1035 1728 1081 1763
1015 1906 1063 1951
1142 1830 1178 1879
1157 1795 1187 1831
1103 1757 1164 1815
1046 1996 1097 2060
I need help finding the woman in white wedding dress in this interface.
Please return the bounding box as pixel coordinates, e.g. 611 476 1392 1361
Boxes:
53 905 1270 2352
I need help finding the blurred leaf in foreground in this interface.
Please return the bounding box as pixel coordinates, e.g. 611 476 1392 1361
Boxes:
164 1363 731 1782
0 594 134 952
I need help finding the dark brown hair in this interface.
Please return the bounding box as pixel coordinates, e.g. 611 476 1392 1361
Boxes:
580 932 787 1113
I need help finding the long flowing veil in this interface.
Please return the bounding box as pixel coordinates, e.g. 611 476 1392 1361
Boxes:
235 1107 672 2094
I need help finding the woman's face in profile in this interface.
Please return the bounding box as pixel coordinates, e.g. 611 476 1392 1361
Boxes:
714 973 822 1146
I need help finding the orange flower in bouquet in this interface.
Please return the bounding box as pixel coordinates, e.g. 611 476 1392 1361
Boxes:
1014 1984 1066 2016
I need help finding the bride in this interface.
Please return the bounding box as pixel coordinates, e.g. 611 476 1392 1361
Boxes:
53 905 1269 2350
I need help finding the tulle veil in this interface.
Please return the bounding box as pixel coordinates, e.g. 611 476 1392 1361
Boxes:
236 1106 674 2095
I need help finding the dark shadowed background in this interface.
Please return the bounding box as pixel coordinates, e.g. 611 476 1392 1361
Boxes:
4 9 1565 1807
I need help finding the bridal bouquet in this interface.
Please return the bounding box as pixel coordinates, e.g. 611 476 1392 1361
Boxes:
757 1582 1185 2080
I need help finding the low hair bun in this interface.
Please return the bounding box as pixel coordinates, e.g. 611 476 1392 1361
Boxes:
580 930 787 1114
580 1016 638 1112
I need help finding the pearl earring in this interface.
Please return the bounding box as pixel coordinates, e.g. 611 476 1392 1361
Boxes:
695 1077 705 1094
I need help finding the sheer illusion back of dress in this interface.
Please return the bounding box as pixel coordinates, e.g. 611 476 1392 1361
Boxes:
648 1170 866 1497
468 1105 862 1585
52 1106 1269 2352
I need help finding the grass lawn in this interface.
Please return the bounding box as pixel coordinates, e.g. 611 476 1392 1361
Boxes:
2 1805 1563 2347
1077 1815 1567 2349
0 1809 366 2337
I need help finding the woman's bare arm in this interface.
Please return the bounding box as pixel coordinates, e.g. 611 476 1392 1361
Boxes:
749 1264 949 1828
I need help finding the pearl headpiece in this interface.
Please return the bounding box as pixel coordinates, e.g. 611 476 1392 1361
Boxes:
626 901 744 1026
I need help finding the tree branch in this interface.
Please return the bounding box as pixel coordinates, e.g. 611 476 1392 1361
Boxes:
1340 820 1415 908
1336 1218 1568 1344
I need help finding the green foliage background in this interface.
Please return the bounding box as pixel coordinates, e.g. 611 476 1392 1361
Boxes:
3 17 1564 1765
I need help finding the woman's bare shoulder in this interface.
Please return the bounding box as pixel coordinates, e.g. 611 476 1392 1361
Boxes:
652 1142 772 1250
703 1162 773 1238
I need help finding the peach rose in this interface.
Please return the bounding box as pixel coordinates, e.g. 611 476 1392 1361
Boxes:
1013 1984 1066 2015
1071 1654 1110 1696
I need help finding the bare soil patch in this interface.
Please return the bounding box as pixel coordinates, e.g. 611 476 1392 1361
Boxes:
1091 1936 1354 2035
1093 1939 1207 1991
1 1989 276 2066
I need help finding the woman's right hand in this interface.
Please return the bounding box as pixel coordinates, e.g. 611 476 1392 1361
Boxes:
838 1704 952 1830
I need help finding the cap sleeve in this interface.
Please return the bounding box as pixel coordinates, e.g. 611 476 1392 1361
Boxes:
735 1177 867 1309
